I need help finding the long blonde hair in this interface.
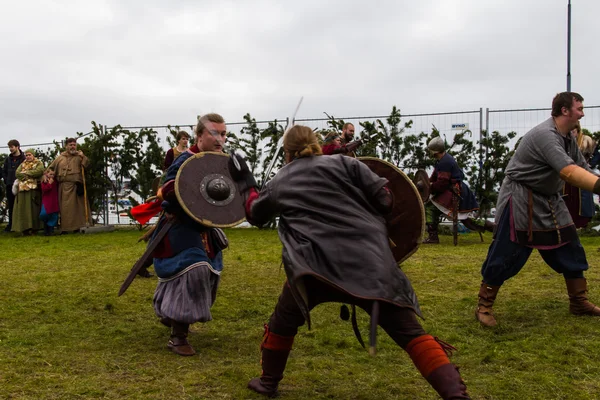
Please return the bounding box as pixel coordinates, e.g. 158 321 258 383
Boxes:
283 125 323 160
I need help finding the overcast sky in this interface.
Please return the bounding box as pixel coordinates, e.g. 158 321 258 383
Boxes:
1 0 598 149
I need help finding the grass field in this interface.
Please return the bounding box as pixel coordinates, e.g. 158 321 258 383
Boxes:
1 228 600 399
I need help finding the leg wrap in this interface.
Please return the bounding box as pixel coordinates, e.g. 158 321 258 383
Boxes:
405 335 452 378
261 324 295 352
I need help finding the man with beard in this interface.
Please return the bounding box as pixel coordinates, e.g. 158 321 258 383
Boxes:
48 138 91 233
476 92 600 327
339 122 360 157
149 113 230 356
2 139 26 232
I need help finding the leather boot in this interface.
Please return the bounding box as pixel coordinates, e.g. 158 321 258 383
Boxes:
168 322 195 356
405 335 470 399
423 224 440 244
248 326 294 398
248 348 291 397
565 278 600 316
475 282 501 327
426 364 471 400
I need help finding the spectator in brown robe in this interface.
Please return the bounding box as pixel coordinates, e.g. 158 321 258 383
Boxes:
48 138 91 233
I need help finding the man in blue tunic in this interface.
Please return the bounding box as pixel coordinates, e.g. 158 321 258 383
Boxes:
150 113 229 355
423 137 485 244
476 92 600 327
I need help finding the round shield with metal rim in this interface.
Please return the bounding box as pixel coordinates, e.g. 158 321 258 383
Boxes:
175 152 246 228
359 157 425 264
412 169 431 203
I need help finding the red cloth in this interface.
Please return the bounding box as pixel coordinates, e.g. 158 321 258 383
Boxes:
130 199 162 225
322 143 341 155
41 180 60 214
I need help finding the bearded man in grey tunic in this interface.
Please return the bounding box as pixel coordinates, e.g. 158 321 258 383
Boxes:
475 92 600 327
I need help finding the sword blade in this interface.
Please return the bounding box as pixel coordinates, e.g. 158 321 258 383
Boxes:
261 96 304 189
118 218 175 296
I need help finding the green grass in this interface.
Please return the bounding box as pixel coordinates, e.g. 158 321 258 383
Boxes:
1 228 600 399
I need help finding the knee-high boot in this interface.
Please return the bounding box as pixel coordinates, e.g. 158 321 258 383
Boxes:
475 281 501 327
248 325 294 398
405 335 470 400
168 322 195 356
423 224 440 244
565 277 600 316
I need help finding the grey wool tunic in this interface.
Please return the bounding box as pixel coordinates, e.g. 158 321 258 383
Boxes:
249 155 421 326
496 117 590 248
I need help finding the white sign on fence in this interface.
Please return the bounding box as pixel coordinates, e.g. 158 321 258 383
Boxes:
451 123 469 130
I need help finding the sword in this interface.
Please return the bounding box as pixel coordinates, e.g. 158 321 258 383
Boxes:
118 218 175 296
261 96 304 189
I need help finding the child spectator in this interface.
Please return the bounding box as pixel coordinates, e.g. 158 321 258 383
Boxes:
40 169 59 236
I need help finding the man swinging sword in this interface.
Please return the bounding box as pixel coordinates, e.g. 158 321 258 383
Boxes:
231 125 470 399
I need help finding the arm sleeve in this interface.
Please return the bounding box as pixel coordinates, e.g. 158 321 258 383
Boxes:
31 162 45 179
372 186 393 215
15 164 25 180
48 157 58 171
81 154 90 169
347 158 389 206
538 135 578 173
164 149 174 170
245 186 278 227
430 171 451 193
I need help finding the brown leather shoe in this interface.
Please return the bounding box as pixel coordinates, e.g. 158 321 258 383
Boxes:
167 335 196 356
475 282 501 327
565 278 600 316
423 224 440 244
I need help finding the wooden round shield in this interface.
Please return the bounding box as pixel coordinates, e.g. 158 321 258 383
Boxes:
412 169 431 203
359 157 425 264
175 152 246 228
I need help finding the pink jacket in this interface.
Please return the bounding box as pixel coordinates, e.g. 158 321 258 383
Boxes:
41 180 60 214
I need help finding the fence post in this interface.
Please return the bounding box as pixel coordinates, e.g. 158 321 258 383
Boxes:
477 108 484 206
104 125 109 226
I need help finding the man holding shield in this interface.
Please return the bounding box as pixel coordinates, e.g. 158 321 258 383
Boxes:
232 125 470 399
148 113 230 356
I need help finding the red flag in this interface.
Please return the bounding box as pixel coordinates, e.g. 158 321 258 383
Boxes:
130 199 162 225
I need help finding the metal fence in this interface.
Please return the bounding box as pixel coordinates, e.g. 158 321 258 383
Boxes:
487 105 600 140
3 105 599 225
296 109 484 146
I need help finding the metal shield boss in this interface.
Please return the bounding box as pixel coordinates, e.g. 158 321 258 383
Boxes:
358 157 425 264
412 169 431 203
175 152 246 228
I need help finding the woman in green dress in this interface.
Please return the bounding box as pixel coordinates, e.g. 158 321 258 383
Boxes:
12 149 45 235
